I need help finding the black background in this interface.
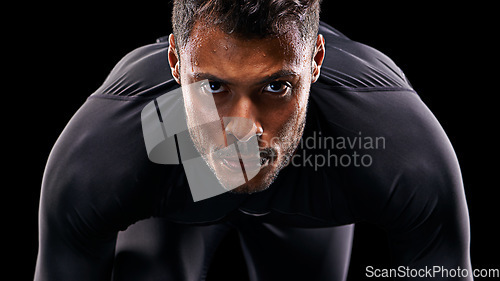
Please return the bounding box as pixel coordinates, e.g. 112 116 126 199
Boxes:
12 1 498 280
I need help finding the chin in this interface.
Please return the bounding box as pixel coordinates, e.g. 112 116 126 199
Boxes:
227 164 280 194
228 180 270 194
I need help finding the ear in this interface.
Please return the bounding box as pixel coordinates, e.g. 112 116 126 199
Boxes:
311 34 325 83
168 34 181 85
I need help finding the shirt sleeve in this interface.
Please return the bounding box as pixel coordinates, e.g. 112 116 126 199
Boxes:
315 22 472 279
35 42 180 281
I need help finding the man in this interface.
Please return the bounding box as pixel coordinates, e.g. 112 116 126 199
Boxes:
35 0 472 280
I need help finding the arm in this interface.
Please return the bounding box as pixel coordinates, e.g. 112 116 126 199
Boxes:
314 24 472 277
34 96 168 280
35 41 183 280
381 149 472 278
378 96 471 277
335 90 472 279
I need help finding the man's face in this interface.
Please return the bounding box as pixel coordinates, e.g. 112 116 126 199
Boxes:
168 23 324 194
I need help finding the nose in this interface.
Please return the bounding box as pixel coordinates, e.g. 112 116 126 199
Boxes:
224 117 263 143
222 94 263 144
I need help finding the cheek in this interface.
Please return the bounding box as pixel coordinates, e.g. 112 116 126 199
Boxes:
262 90 309 145
182 86 226 148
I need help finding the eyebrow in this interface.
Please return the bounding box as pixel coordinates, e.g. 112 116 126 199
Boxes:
192 70 298 85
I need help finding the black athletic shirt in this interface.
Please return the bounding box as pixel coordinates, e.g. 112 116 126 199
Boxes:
35 22 472 280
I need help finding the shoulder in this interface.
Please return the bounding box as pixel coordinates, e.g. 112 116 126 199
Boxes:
318 21 412 90
313 23 466 229
92 40 178 98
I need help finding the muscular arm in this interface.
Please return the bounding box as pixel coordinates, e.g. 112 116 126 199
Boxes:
314 21 472 279
34 96 169 280
316 87 472 279
34 43 180 280
364 96 471 278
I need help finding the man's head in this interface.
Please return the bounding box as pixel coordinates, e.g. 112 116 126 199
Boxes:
168 0 325 194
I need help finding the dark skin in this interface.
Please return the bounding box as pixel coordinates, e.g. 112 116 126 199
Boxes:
168 22 325 193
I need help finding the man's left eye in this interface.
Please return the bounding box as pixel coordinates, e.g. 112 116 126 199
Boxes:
263 81 290 93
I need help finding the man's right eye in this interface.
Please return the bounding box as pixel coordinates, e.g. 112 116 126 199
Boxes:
201 81 227 94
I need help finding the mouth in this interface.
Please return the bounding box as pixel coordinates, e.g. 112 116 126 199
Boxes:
220 155 265 171
259 149 276 166
221 158 243 171
219 149 275 172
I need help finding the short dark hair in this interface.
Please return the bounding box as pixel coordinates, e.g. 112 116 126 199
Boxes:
172 0 322 51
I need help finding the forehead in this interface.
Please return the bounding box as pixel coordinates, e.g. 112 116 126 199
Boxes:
178 22 310 76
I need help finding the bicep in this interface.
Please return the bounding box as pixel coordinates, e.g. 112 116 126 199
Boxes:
35 198 117 280
35 128 119 281
384 166 472 275
35 97 165 280
333 89 472 278
362 102 472 278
